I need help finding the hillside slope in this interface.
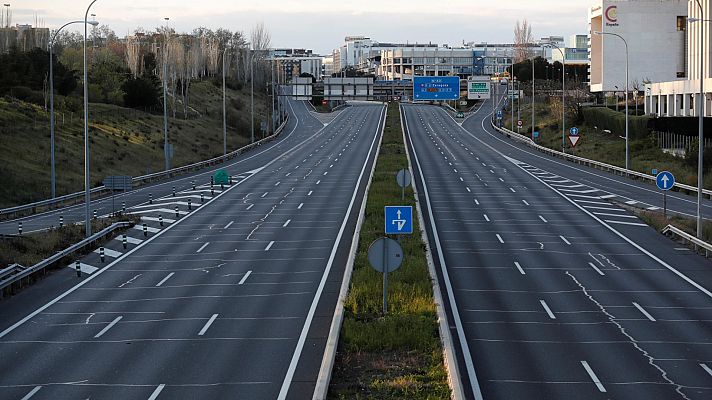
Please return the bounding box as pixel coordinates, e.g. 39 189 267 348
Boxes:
0 80 271 208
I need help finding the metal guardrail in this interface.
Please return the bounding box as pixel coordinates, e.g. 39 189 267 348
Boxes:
489 121 712 199
662 224 712 257
0 222 131 295
0 116 290 220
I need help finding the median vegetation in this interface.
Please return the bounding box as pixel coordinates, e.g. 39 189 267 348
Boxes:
328 103 450 399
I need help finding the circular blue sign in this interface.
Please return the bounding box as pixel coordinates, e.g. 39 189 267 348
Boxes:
656 171 675 191
569 127 579 136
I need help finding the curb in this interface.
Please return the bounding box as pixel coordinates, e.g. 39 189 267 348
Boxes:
311 103 388 400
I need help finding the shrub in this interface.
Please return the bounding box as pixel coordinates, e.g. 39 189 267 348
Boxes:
581 106 650 139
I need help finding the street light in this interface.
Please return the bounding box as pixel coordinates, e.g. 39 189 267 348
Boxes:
2 4 9 29
546 43 566 153
49 18 98 199
222 47 228 155
689 6 706 240
82 0 100 237
250 49 255 143
594 31 629 172
162 17 170 172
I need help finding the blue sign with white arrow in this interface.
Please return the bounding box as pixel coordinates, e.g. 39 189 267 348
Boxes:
385 206 413 235
413 76 460 100
656 171 675 191
496 110 503 119
569 127 579 136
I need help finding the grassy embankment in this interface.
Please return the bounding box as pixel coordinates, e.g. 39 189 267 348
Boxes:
0 80 270 208
328 103 450 399
501 102 712 190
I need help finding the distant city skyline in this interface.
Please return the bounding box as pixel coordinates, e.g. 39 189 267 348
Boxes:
9 0 592 54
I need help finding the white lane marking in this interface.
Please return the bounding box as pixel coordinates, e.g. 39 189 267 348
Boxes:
141 216 176 224
133 225 160 234
20 386 42 400
265 241 275 251
499 178 504 182
275 182 281 186
496 234 504 244
308 191 313 196
581 361 607 393
514 262 526 275
94 316 122 338
460 177 464 182
115 236 143 245
701 363 712 377
483 214 490 222
298 203 304 210
593 212 638 219
246 204 255 210
587 263 605 276
94 248 122 258
261 192 269 198
466 187 471 193
148 384 166 400
316 180 321 185
278 104 385 400
560 235 572 245
155 273 175 287
522 200 530 206
224 221 234 229
323 171 329 176
474 199 480 205
574 200 611 206
198 314 219 336
539 300 556 319
196 242 210 253
490 170 495 174
604 220 648 227
632 302 656 322
538 215 548 223
238 271 253 285
509 188 516 193
283 219 291 227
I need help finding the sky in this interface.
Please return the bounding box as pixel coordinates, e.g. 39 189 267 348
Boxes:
8 0 593 54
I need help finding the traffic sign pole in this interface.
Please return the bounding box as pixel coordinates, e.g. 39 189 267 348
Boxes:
382 238 388 314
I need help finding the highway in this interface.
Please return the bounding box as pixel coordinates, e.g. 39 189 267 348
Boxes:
0 101 385 399
463 91 712 221
403 102 712 399
0 94 326 235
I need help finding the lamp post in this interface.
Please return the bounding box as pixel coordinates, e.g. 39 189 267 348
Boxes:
531 50 535 140
594 31 629 171
250 49 255 143
547 43 566 153
689 7 706 239
2 4 9 28
82 0 99 237
162 17 170 172
49 19 98 199
222 47 228 155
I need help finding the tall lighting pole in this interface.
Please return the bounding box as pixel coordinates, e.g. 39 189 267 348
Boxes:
2 4 9 28
49 19 98 199
162 17 170 172
82 0 99 237
222 47 228 155
531 49 536 140
690 4 706 239
595 31 629 171
250 49 255 143
547 43 566 153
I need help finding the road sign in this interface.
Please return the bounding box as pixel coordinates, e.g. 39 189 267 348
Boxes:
533 131 540 139
496 110 503 119
260 121 268 132
414 76 460 100
652 169 658 176
467 78 491 100
396 169 411 188
517 120 523 128
656 171 675 191
103 176 132 191
385 206 413 235
214 169 229 185
456 111 465 119
569 127 580 136
568 136 581 148
367 237 403 273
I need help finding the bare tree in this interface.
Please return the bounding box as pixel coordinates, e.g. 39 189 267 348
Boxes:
514 19 534 63
126 35 142 77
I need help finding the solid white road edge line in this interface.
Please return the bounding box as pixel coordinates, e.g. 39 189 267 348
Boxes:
402 104 480 400
280 105 383 400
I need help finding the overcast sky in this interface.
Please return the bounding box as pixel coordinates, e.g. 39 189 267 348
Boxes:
8 0 593 54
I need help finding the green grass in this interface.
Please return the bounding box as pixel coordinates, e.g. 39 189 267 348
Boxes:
0 80 271 208
328 103 450 399
502 102 712 190
0 215 139 268
635 208 712 248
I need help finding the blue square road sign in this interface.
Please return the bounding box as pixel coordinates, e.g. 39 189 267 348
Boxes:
385 206 413 235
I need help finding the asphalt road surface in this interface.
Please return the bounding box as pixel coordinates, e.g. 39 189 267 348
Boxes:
0 102 385 399
404 102 712 400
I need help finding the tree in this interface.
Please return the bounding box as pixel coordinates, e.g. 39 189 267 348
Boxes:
122 75 160 109
514 19 534 63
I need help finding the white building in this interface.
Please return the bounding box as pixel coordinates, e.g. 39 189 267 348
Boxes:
646 0 712 117
589 0 687 93
270 49 323 81
377 45 473 80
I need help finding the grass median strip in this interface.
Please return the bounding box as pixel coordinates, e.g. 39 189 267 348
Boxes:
328 103 450 399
